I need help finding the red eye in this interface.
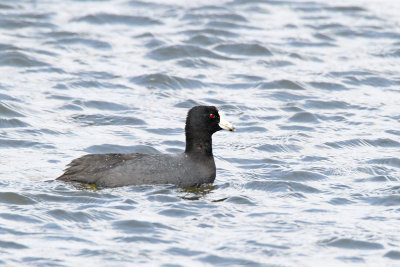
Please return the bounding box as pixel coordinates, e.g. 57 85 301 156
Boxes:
209 114 215 118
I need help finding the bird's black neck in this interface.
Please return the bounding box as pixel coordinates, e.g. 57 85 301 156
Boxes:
185 131 213 159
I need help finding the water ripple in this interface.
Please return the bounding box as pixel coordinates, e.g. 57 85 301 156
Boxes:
131 73 205 89
325 138 400 149
71 114 146 126
214 43 272 56
0 118 29 128
0 51 48 67
245 181 321 193
72 13 162 25
320 238 384 250
148 45 232 61
0 192 36 205
46 38 112 50
384 251 400 260
0 240 27 250
257 80 304 90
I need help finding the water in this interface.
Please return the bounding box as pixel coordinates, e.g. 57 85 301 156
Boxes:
1 0 400 265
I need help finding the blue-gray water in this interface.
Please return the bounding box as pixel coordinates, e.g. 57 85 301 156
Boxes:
1 0 400 265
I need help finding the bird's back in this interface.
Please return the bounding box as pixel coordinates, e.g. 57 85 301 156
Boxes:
57 152 216 187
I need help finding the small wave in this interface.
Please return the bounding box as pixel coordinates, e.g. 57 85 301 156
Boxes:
184 34 223 46
215 82 254 90
47 209 96 223
329 70 373 77
173 99 202 108
0 138 48 148
309 81 348 90
308 22 346 30
227 0 280 6
165 246 203 256
177 58 218 69
0 43 19 51
146 127 182 135
72 100 130 111
0 102 24 117
181 28 239 38
69 80 129 90
46 38 111 50
159 208 199 217
240 126 267 132
343 76 397 87
384 250 400 260
325 6 367 13
0 192 36 205
280 125 314 132
269 91 308 101
72 114 146 126
74 71 118 80
280 170 327 181
225 156 283 165
375 48 400 58
214 43 272 56
113 219 172 233
127 0 171 9
0 213 41 224
325 138 400 149
257 80 304 90
258 59 293 67
0 51 48 67
43 30 77 39
198 254 259 266
304 100 351 109
114 235 171 244
0 3 13 9
0 17 54 29
59 104 83 111
288 40 336 47
0 93 19 101
335 29 400 40
231 74 264 81
148 45 232 61
314 33 335 41
257 143 301 152
0 118 29 128
131 73 205 89
355 175 397 183
144 38 165 48
245 180 321 193
205 21 256 29
0 240 27 250
367 195 400 206
15 12 54 20
72 13 161 25
302 156 328 162
328 197 354 205
367 158 400 169
225 195 255 205
320 237 384 250
183 12 247 23
289 111 319 123
147 194 180 203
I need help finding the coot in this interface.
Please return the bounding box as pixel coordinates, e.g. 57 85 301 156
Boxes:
57 106 235 187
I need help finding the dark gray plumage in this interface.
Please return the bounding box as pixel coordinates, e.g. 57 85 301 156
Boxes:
57 106 235 188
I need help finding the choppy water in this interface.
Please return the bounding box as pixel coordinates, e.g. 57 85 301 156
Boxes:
1 0 400 265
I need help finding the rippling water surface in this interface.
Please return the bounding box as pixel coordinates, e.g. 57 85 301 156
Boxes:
1 0 400 265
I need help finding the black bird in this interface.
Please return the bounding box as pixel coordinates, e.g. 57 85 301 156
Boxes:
57 106 235 187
